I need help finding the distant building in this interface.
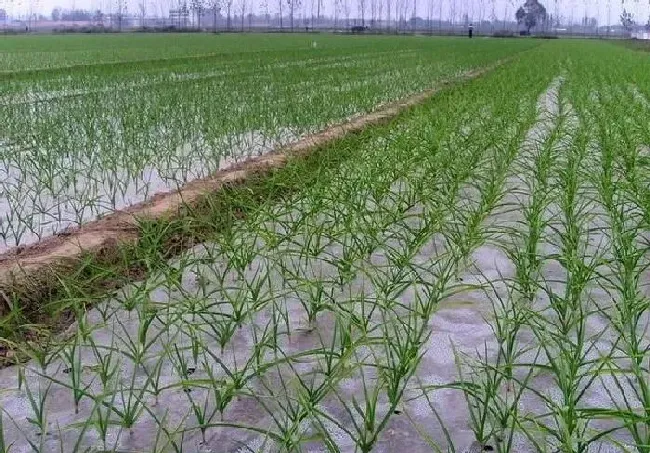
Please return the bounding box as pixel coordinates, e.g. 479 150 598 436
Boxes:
103 13 135 29
632 30 650 40
169 8 190 27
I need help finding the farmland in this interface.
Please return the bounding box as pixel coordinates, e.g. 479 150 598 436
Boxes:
1 34 650 452
0 34 533 252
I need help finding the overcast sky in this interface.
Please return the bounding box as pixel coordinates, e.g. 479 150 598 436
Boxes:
0 0 645 27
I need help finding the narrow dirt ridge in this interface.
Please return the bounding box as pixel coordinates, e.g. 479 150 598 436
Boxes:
0 59 508 311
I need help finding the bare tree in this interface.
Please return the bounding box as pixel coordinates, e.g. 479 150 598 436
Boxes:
191 0 205 28
207 0 220 31
411 0 416 30
114 0 127 30
491 0 496 31
450 0 456 27
377 0 383 27
225 0 233 28
239 0 246 30
174 0 190 27
138 1 146 26
504 0 513 30
260 0 270 27
397 0 407 30
395 0 402 30
156 0 168 24
334 0 340 25
386 0 391 30
358 0 366 25
27 0 41 30
302 0 309 28
288 0 301 30
310 0 315 27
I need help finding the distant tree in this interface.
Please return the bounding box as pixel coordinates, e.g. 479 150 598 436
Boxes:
384 0 390 29
646 15 650 31
191 0 205 28
287 0 301 30
260 0 270 26
515 7 526 25
357 0 366 26
51 7 61 21
515 0 546 33
175 2 189 27
61 9 93 21
225 0 233 29
138 2 146 27
93 9 105 24
207 0 221 31
316 0 322 25
238 0 246 30
114 0 127 29
620 8 634 30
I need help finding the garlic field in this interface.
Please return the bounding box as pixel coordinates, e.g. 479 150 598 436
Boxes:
1 36 650 453
0 34 532 252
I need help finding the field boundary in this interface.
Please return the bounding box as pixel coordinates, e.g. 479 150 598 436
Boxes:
0 58 508 320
